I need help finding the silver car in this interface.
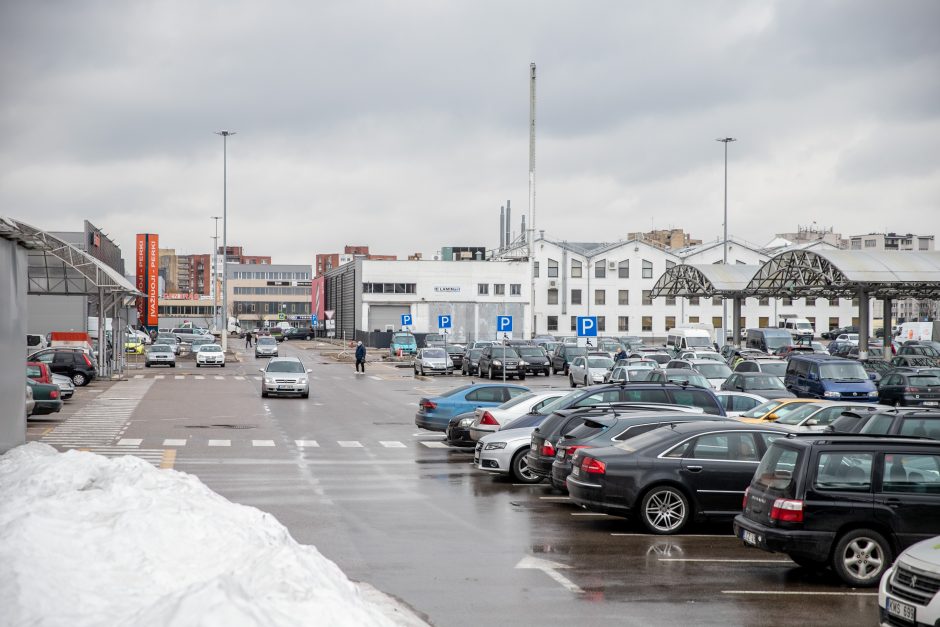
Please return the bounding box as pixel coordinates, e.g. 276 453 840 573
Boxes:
475 426 542 483
413 347 454 376
255 336 279 358
260 357 310 398
52 373 75 400
146 344 177 368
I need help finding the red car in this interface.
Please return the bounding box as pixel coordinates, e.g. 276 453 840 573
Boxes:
26 361 53 384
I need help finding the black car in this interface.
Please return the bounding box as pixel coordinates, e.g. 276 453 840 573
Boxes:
734 434 940 586
567 422 789 533
445 344 465 370
28 348 97 386
516 345 551 376
477 345 526 380
550 412 730 491
461 348 484 376
891 354 940 369
282 327 314 341
551 345 587 375
897 343 940 358
858 358 892 383
858 408 940 438
878 371 940 407
721 372 796 399
445 411 478 448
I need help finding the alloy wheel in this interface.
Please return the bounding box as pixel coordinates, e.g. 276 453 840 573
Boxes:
642 488 689 534
841 537 885 583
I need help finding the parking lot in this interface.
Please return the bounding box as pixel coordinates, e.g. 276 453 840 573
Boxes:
27 340 881 625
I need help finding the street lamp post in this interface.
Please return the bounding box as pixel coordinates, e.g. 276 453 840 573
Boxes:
215 130 235 353
716 137 736 345
210 216 221 334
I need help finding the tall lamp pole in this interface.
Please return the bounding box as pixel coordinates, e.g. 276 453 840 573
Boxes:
215 130 235 353
716 137 736 344
210 216 222 334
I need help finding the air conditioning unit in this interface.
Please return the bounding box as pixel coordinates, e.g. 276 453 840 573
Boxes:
548 280 557 288
608 261 616 270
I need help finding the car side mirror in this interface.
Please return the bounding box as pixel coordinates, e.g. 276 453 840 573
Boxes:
307 369 313 373
258 368 264 373
806 419 818 426
869 373 877 381
736 385 745 391
766 413 778 421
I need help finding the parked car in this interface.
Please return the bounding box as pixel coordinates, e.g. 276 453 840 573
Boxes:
858 358 892 383
879 535 940 625
878 371 940 407
26 361 53 385
255 336 279 358
897 342 940 358
608 365 655 383
768 401 881 431
551 345 588 375
445 344 465 370
155 333 181 355
734 398 820 423
195 344 225 368
735 434 940 586
25 383 35 417
858 408 940 438
668 359 733 389
891 355 940 369
145 344 177 368
259 356 310 398
470 341 495 349
647 368 712 389
733 358 788 378
461 348 485 376
468 390 570 442
516 345 551 377
568 355 615 387
822 325 858 340
282 327 314 341
51 373 75 401
714 391 769 417
25 378 63 415
388 332 418 357
414 383 530 432
476 424 549 484
423 333 445 348
124 334 145 354
477 345 526 380
172 327 213 345
26 334 48 356
747 328 794 354
567 422 790 533
28 348 97 386
413 347 454 376
785 354 880 402
678 351 725 363
721 372 796 399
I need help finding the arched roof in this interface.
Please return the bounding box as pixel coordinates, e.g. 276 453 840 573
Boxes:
651 263 760 298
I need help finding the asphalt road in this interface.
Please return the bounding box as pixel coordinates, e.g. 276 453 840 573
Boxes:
30 341 881 626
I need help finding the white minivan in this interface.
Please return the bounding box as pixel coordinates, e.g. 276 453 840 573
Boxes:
666 328 714 356
778 317 815 341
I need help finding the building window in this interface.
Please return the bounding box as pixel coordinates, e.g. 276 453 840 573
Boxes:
547 288 558 305
665 316 676 330
758 297 769 306
548 259 559 278
534 262 539 277
618 290 629 306
570 259 582 278
595 260 606 279
642 316 653 332
864 239 876 248
618 316 629 332
689 296 700 306
597 316 606 332
510 284 521 296
571 289 582 305
595 289 606 305
807 316 816 330
829 316 839 331
478 283 489 296
688 316 699 323
494 284 505 296
618 260 629 278
570 316 578 332
363 283 416 294
547 316 558 331
782 297 793 306
642 259 653 279
665 295 676 306
827 298 838 306
852 298 859 307
759 316 769 327
643 290 653 306
712 316 723 329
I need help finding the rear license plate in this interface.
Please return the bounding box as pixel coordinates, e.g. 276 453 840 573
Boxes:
556 450 565 459
277 385 291 391
530 442 537 451
887 598 915 622
923 401 938 406
741 529 758 546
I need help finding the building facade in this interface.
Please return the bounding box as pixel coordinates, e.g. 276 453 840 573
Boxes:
315 245 396 277
227 263 312 328
848 232 937 322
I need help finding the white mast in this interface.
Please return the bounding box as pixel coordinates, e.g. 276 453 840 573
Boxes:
528 63 537 338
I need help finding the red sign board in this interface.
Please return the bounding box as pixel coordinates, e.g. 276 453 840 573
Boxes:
147 234 159 326
136 234 146 324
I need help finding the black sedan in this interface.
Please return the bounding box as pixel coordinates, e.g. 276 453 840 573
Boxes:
461 348 484 376
567 422 789 534
282 327 314 341
445 344 465 370
445 411 478 448
720 372 795 399
517 345 551 376
878 371 940 407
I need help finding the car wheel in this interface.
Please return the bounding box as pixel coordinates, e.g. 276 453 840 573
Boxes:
488 366 494 380
519 374 526 380
551 365 557 375
262 390 268 398
639 486 691 535
196 363 201 368
831 529 891 587
145 363 150 368
221 363 225 368
304 335 311 340
585 376 590 387
72 372 87 387
569 374 576 388
511 449 543 484
413 366 418 375
301 391 309 398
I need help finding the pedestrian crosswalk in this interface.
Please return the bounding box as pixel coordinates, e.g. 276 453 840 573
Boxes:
41 379 154 451
58 437 445 450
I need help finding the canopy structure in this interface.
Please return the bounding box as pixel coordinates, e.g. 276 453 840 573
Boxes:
650 264 759 298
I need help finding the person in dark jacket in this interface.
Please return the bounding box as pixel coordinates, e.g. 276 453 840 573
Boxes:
355 341 366 373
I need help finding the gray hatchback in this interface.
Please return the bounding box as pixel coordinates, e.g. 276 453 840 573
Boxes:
260 357 310 398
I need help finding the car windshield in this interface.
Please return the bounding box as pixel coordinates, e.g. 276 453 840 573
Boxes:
685 336 712 348
518 347 545 357
588 357 614 369
910 375 940 386
497 392 536 409
819 362 868 380
695 363 732 378
266 361 305 373
745 375 786 389
258 337 276 345
423 349 446 358
774 403 824 425
537 391 580 415
668 373 709 387
757 361 788 376
741 400 785 419
468 349 483 358
199 345 221 352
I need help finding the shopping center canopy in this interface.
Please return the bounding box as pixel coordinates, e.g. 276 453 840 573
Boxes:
650 263 760 298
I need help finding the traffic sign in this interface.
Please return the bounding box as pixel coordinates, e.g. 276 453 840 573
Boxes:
497 316 513 332
577 316 597 337
401 313 413 327
310 314 318 324
277 312 286 321
438 315 452 330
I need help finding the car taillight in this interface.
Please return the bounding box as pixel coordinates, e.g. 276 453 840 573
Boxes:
480 411 499 426
904 386 919 393
743 487 750 509
50 389 59 399
419 399 436 411
770 498 803 523
580 456 606 475
540 441 555 457
565 445 590 459
83 353 93 367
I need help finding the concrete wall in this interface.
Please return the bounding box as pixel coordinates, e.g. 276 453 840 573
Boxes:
26 294 87 334
1 238 28 452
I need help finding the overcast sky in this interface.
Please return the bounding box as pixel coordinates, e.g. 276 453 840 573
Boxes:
2 1 938 266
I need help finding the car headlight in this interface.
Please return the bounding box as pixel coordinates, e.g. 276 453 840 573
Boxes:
298 378 307 384
459 418 474 427
868 390 879 397
520 360 529 365
265 378 276 384
823 391 841 398
493 360 502 366
543 361 550 366
484 442 507 450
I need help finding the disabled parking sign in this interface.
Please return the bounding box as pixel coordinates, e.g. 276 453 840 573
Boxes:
497 315 513 342
577 316 597 348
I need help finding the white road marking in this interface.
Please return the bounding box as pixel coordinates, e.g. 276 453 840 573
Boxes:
722 591 877 596
253 376 262 381
252 440 276 447
214 375 224 380
379 441 406 448
660 558 791 563
208 440 231 447
515 556 583 594
116 438 142 446
235 376 245 380
175 375 184 380
420 441 449 448
338 441 363 448
155 375 165 379
195 375 205 380
369 375 382 381
163 439 187 446
295 440 320 448
134 374 143 379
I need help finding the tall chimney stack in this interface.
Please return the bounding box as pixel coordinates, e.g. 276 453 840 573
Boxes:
499 206 505 250
505 200 511 247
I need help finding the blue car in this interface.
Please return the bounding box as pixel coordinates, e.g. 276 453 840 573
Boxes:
415 383 530 431
390 332 418 357
784 354 879 402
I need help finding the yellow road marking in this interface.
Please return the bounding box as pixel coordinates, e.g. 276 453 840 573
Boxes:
160 449 176 470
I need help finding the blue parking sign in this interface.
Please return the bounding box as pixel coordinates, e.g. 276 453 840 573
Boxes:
496 316 513 332
438 315 452 330
577 316 597 337
401 314 413 327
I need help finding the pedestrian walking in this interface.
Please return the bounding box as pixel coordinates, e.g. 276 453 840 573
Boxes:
355 341 366 373
245 331 252 348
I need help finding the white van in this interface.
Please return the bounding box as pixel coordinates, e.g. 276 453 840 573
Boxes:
666 328 714 355
778 317 815 341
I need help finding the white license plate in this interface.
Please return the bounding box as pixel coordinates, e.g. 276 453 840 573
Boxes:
923 401 938 406
531 442 537 451
277 386 292 391
741 530 758 546
887 597 916 622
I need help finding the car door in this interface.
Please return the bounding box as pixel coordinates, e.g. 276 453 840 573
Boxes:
51 352 74 377
680 431 763 514
879 375 899 405
463 386 505 413
570 357 585 381
875 451 940 549
722 374 739 391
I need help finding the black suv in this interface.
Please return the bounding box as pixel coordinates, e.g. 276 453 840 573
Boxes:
734 434 940 586
477 345 526 380
28 348 97 386
282 327 314 341
551 345 587 375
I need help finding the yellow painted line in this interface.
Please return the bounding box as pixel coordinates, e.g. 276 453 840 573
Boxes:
160 449 176 470
42 427 54 436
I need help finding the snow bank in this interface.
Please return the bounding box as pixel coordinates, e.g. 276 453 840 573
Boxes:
0 443 425 627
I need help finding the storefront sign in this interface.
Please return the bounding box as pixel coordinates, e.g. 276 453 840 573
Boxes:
433 285 461 294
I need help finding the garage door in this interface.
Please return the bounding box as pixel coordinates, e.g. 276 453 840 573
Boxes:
369 305 411 332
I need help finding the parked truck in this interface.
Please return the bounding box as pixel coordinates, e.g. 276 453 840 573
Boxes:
896 321 940 342
778 315 815 341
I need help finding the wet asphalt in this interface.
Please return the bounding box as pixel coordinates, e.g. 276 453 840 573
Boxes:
29 341 881 626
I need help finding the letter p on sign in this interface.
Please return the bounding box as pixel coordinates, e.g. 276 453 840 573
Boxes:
577 316 597 337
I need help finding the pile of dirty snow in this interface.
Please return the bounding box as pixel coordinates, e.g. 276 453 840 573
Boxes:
0 443 425 627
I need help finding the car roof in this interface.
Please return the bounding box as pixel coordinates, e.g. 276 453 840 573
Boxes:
773 433 940 449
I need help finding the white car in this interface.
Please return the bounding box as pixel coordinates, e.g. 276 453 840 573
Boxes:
413 347 454 376
679 351 725 362
468 390 571 442
879 536 940 626
51 373 75 400
714 391 768 417
684 359 733 390
475 426 542 483
837 333 860 345
196 344 225 367
769 401 881 431
569 355 615 387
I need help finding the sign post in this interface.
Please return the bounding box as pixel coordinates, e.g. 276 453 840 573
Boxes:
438 314 452 371
496 316 513 382
577 316 597 349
